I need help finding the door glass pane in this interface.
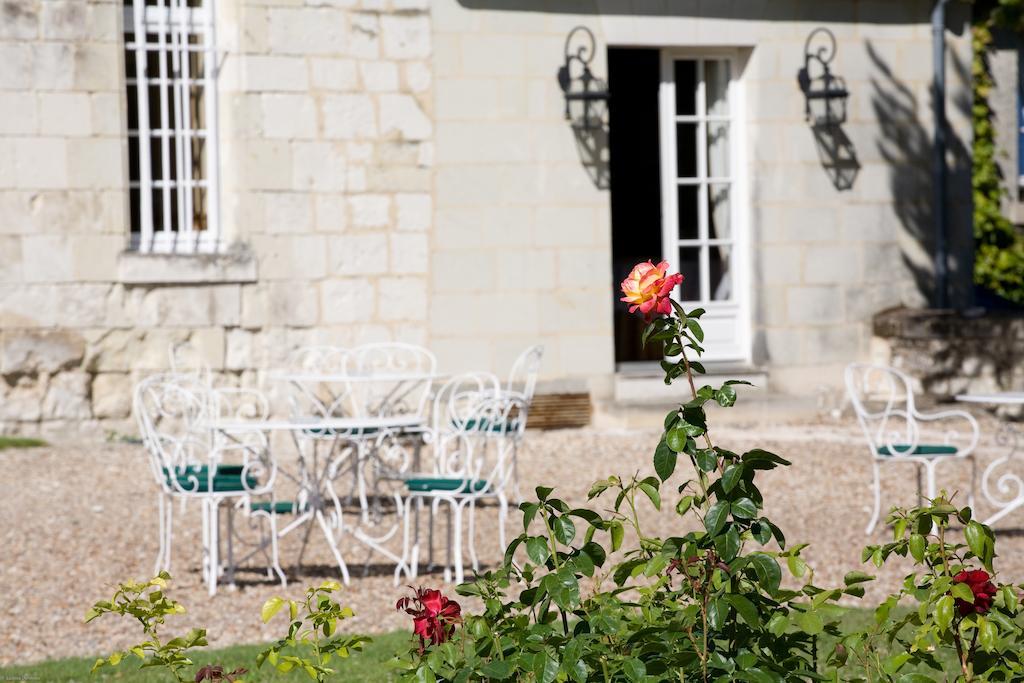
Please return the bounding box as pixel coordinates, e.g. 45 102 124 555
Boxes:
706 121 729 178
676 123 698 178
705 60 730 117
674 60 697 116
677 185 698 239
707 183 731 241
678 247 701 301
710 244 732 301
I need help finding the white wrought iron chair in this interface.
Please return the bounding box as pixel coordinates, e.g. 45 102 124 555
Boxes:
503 345 544 500
844 363 980 534
134 374 284 595
397 392 524 585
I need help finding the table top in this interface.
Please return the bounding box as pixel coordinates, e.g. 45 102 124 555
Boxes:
201 414 425 432
269 371 444 384
955 392 1024 406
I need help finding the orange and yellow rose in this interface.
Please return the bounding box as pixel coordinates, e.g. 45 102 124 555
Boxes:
620 260 683 320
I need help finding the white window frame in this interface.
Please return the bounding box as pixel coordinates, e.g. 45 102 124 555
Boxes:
124 0 220 254
658 49 750 364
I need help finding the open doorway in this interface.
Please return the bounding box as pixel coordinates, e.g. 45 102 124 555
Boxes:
609 47 663 364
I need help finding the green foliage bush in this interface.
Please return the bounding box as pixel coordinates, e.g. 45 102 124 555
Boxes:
972 6 1024 306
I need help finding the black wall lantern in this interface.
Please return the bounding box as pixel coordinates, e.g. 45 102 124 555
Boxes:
558 26 610 132
797 27 850 126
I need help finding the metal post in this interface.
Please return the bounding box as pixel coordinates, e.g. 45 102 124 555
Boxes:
932 0 950 309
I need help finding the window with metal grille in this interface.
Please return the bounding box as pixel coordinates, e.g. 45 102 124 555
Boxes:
123 0 219 253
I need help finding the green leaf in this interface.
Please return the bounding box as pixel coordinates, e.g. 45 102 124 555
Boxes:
935 595 954 631
787 555 808 579
666 426 689 452
609 521 624 551
526 536 551 566
897 675 938 683
844 571 874 586
721 463 744 493
724 594 759 627
767 612 788 637
480 660 514 680
797 610 823 635
714 525 741 562
686 318 704 342
553 516 576 545
622 658 646 682
1001 584 1018 611
533 651 559 683
638 481 661 511
749 553 782 595
653 438 676 481
261 597 285 624
705 500 729 536
695 449 718 472
731 497 757 519
951 582 975 604
908 534 926 562
715 385 737 407
965 521 992 568
978 616 998 651
535 486 554 501
707 597 728 630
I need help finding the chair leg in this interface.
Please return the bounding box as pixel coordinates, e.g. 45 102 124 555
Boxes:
206 499 220 597
498 494 508 555
396 495 416 585
923 460 938 501
866 461 882 535
268 512 287 587
451 500 464 585
224 503 236 588
915 464 923 506
467 500 479 573
155 494 166 576
164 497 173 574
968 456 977 512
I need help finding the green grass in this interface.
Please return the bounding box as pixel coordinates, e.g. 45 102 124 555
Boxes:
0 632 410 682
0 608 963 681
0 435 47 450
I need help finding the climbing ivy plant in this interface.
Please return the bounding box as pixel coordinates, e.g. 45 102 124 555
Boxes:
972 2 1024 305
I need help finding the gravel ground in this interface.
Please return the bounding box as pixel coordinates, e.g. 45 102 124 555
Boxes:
2 409 1022 666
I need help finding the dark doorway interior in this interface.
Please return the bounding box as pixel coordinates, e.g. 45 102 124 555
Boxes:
608 47 663 364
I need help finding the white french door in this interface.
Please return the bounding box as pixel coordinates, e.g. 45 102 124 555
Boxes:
659 52 749 363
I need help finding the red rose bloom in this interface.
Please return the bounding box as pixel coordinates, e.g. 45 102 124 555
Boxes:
952 569 997 616
396 587 462 652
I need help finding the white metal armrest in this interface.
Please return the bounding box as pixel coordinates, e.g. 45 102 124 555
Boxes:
912 408 980 457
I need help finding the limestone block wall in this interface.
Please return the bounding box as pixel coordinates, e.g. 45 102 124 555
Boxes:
0 0 434 435
430 0 975 398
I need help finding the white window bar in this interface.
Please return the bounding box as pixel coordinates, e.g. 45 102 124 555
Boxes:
124 0 220 254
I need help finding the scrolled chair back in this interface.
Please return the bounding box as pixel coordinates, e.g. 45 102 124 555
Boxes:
844 363 919 457
433 394 525 496
345 342 437 419
133 374 273 496
506 345 544 403
284 345 351 419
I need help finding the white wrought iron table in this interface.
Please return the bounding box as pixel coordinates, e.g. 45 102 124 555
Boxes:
200 414 423 584
955 392 1024 526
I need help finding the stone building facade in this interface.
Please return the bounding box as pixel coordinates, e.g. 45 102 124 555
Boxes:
0 0 983 434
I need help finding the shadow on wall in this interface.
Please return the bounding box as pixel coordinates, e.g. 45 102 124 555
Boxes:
810 124 860 191
867 39 972 306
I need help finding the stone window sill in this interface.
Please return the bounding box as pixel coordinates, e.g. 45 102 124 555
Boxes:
117 247 257 285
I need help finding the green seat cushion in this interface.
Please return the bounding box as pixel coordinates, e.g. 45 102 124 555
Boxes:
250 501 299 514
876 444 958 457
163 465 257 493
405 477 489 493
460 418 519 433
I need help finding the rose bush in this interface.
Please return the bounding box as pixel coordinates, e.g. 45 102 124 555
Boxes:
395 261 858 682
834 496 1024 682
